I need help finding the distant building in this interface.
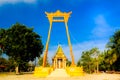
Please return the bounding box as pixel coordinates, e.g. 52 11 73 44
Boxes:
0 65 6 72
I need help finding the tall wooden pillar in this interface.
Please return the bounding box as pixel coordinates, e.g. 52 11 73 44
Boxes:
43 10 76 67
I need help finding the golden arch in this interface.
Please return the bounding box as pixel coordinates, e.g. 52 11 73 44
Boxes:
43 10 75 67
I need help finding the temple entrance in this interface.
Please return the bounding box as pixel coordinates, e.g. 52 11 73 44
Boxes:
57 59 62 68
52 45 67 69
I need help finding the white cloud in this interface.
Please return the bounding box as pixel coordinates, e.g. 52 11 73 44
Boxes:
0 0 36 5
92 15 114 39
46 40 107 64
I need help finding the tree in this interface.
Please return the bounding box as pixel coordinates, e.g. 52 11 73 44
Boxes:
0 48 2 56
80 51 92 73
78 47 100 73
0 29 6 56
106 30 120 71
38 56 50 67
38 56 43 66
7 57 16 72
66 60 71 67
0 57 8 72
0 23 43 74
90 48 100 73
98 50 109 71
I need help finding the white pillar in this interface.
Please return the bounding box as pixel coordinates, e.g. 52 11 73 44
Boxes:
65 60 66 68
62 59 65 68
59 60 60 68
56 58 57 69
54 59 55 69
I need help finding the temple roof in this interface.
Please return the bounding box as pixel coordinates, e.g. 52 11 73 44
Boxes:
45 10 72 17
53 45 67 59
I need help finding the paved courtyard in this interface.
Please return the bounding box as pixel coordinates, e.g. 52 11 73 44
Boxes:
0 73 120 80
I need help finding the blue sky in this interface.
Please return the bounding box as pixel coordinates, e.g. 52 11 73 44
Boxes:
0 0 120 63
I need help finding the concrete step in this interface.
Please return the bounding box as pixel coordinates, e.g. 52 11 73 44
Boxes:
47 69 70 77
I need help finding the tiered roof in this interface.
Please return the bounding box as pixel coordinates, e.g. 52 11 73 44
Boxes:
53 45 67 59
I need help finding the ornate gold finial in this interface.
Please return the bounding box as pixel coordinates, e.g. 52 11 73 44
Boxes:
45 10 72 23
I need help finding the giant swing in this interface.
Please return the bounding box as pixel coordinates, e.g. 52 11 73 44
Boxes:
34 10 83 77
